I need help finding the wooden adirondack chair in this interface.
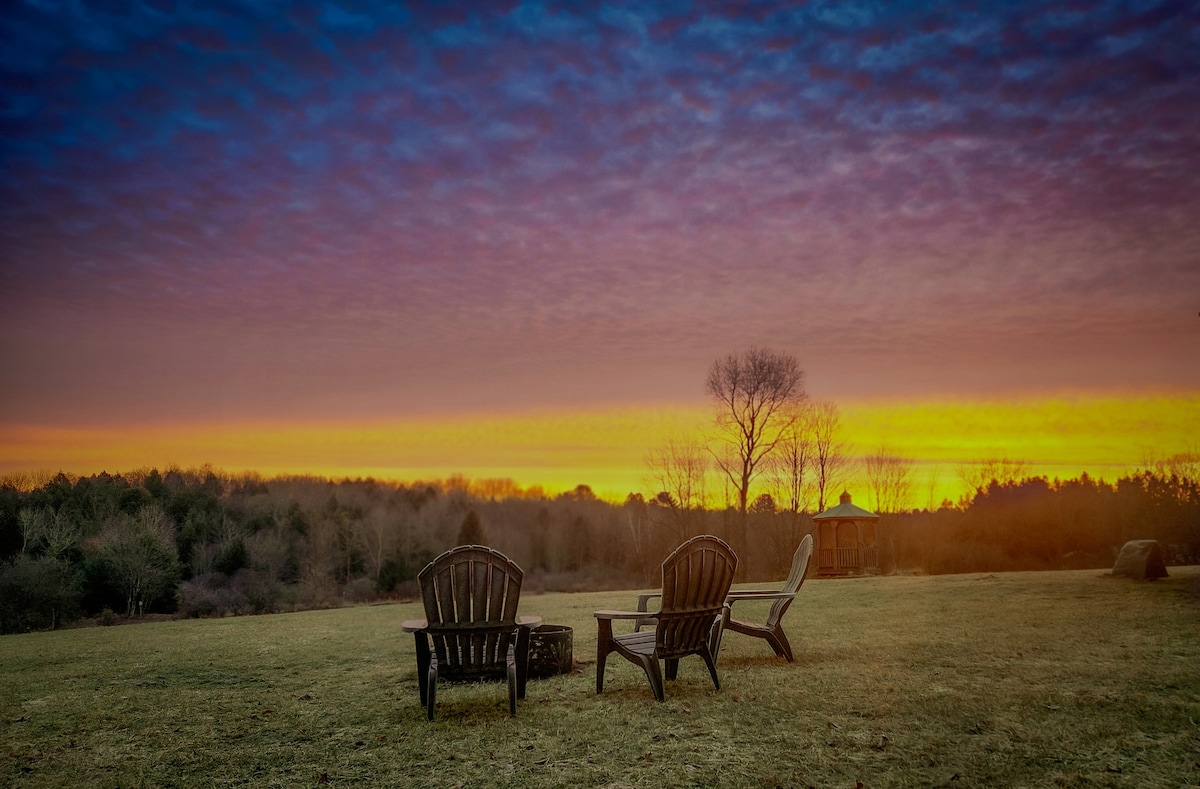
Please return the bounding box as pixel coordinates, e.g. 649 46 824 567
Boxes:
594 535 738 701
408 545 537 720
723 534 813 661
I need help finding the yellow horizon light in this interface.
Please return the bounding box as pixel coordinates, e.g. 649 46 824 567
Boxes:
1 390 1195 506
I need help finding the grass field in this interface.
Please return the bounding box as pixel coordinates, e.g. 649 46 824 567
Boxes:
2 568 1198 788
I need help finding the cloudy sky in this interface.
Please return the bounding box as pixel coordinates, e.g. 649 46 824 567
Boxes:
2 0 1198 497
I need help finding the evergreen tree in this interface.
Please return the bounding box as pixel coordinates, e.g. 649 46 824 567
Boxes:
457 509 486 546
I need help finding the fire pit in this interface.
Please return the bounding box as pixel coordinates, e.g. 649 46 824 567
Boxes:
527 624 573 678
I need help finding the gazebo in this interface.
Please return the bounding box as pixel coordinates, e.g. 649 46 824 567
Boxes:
813 491 880 576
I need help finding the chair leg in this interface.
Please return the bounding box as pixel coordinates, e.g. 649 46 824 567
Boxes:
426 654 438 721
595 619 612 694
768 626 794 662
701 647 721 690
515 626 531 699
506 642 518 717
596 651 608 694
415 633 431 706
710 607 729 660
638 654 665 702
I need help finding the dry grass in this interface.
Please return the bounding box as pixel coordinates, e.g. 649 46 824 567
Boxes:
2 568 1198 788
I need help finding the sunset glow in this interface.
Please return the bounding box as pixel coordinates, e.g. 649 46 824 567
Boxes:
4 391 1194 507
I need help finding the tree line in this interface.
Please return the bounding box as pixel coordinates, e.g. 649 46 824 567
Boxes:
2 460 1196 634
4 349 1195 633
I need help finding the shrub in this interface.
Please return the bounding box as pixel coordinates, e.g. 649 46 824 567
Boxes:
375 557 411 593
0 556 82 633
229 568 283 615
342 576 376 604
177 570 287 618
177 574 234 618
213 538 250 576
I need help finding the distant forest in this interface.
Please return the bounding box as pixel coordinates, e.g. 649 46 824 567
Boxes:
2 465 1197 634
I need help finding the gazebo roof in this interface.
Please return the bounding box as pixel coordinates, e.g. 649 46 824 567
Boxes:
813 490 879 521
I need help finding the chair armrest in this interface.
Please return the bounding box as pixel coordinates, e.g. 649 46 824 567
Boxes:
594 609 658 620
726 591 796 605
401 619 428 633
516 615 542 628
635 592 662 613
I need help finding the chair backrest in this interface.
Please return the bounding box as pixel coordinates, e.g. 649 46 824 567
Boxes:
418 545 524 679
656 535 738 659
765 534 814 629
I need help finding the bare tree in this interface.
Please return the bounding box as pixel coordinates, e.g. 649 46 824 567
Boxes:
246 528 291 584
94 504 180 616
714 443 740 511
470 478 523 501
354 504 397 583
956 457 1030 502
19 507 79 559
765 402 817 513
2 469 61 493
924 464 946 511
18 508 41 555
811 400 850 512
644 436 712 545
645 437 709 512
622 493 651 575
863 446 916 514
1143 449 1200 484
706 348 807 522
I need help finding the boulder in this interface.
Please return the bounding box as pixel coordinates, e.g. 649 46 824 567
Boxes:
1112 540 1168 580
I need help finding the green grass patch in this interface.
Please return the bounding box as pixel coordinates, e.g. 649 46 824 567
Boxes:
3 569 1199 788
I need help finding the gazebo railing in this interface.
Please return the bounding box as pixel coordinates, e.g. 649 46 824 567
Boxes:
818 547 861 570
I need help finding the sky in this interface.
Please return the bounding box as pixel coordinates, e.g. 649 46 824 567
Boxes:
2 0 1198 503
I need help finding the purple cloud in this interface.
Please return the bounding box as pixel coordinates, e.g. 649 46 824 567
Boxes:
1 0 1199 425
